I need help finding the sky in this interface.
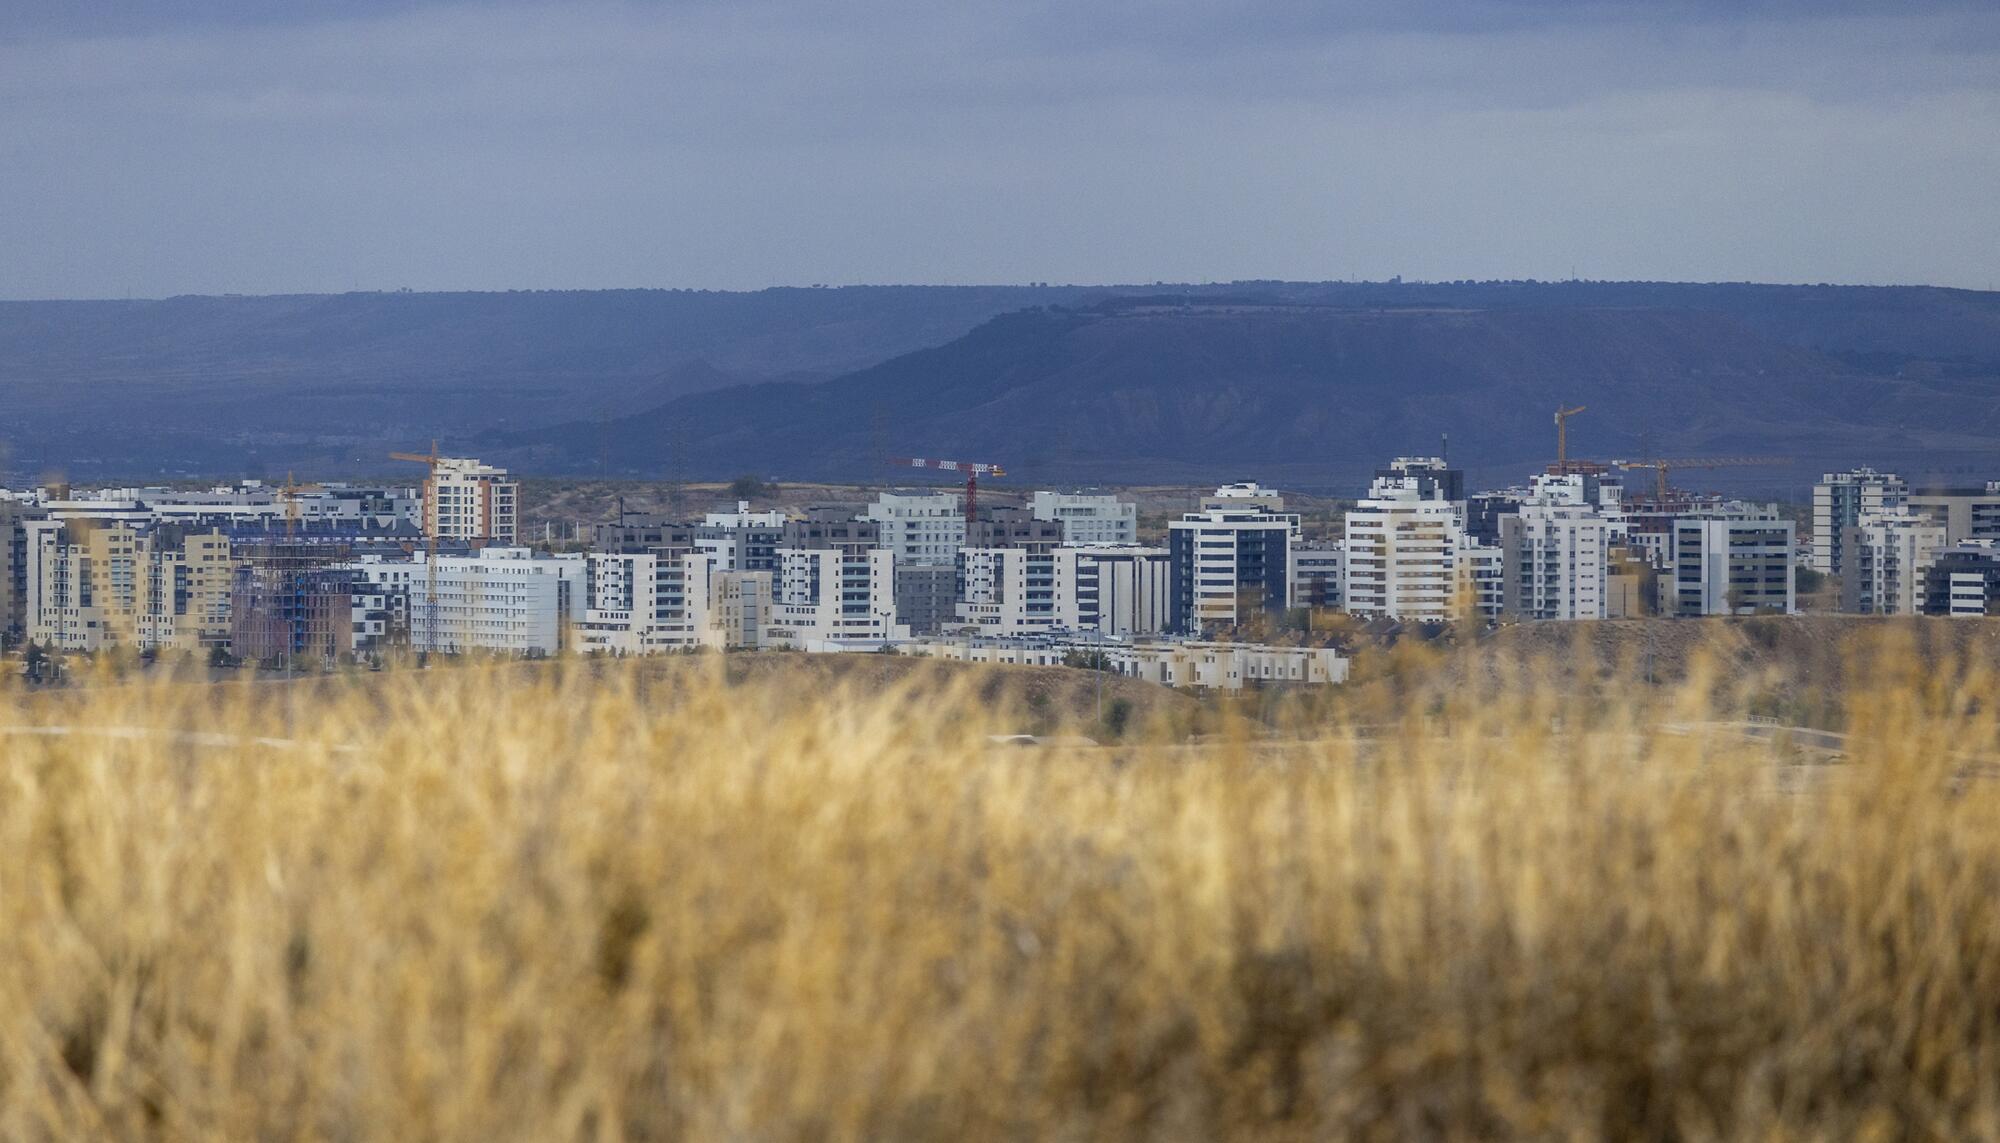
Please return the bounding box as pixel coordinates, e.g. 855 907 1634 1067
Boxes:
3 0 1997 298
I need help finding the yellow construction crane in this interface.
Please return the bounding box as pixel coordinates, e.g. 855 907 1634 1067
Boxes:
1615 456 1787 503
1554 405 1587 466
390 441 444 655
280 471 305 540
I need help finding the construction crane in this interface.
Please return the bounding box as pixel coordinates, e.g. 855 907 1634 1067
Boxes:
280 471 308 540
1613 456 1788 503
889 456 1006 528
390 441 444 656
1554 405 1588 467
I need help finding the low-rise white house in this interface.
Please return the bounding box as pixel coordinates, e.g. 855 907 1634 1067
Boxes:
900 634 1349 691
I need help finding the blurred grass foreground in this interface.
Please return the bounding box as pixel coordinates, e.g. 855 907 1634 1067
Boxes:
4 633 2000 1139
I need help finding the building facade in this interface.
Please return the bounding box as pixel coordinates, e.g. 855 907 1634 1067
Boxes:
25 521 234 652
955 546 1061 636
1342 479 1466 621
766 545 907 649
1029 491 1138 546
893 562 959 635
354 547 582 656
1669 517 1796 616
574 549 721 654
424 458 519 546
1905 482 2000 546
1922 545 2000 617
0 500 33 645
1288 543 1345 612
1056 546 1170 636
1167 494 1299 634
1812 468 1906 574
862 492 965 565
1839 509 1946 615
228 542 364 665
1499 486 1608 621
696 502 790 571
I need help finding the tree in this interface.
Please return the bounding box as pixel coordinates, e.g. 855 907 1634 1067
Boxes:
728 474 773 501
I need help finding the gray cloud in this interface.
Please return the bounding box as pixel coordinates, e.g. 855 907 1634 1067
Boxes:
2 1 1996 297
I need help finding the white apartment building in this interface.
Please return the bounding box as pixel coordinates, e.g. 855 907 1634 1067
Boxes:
1906 481 2000 546
1030 491 1139 546
1459 537 1504 620
764 545 908 650
1167 494 1301 634
955 546 1061 636
1499 476 1609 620
1669 516 1796 616
574 549 722 654
695 501 790 571
1928 544 2000 617
424 458 519 545
1055 545 1170 636
861 492 965 565
1812 468 1906 574
1289 542 1345 611
1342 479 1469 622
1841 508 1946 615
353 547 582 655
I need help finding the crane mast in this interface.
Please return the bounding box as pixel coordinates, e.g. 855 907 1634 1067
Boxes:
389 440 444 654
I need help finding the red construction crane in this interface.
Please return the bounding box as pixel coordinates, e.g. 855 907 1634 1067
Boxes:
888 456 1006 528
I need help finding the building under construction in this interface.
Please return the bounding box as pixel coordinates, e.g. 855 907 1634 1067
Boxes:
228 539 361 666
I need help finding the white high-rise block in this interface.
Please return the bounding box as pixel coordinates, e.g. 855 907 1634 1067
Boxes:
1030 491 1139 546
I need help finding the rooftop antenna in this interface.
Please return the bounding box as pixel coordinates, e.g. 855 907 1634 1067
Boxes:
1440 432 1449 464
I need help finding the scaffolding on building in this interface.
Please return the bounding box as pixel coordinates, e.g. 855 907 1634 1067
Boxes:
228 539 358 668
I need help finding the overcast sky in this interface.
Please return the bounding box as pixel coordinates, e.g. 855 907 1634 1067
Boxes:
3 1 1997 298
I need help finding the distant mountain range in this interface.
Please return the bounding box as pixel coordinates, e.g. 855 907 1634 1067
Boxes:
0 285 1091 479
506 285 2000 493
6 281 1999 493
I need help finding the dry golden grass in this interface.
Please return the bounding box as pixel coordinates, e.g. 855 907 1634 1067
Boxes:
4 629 2000 1139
